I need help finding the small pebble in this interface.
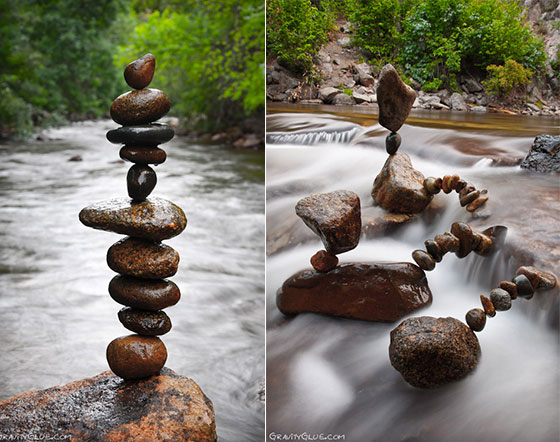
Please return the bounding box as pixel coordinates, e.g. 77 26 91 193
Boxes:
459 183 476 198
386 132 401 155
465 308 486 332
310 250 339 273
412 249 436 271
512 274 535 299
127 164 157 201
434 177 443 190
451 222 473 258
449 175 460 190
441 175 453 193
455 179 467 193
472 232 493 255
423 177 441 195
118 307 172 336
480 295 496 317
489 288 512 311
434 232 460 254
459 190 480 207
466 195 488 212
499 280 518 300
516 266 557 290
424 239 442 262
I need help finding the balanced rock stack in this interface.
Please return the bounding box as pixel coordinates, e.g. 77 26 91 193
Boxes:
79 53 186 380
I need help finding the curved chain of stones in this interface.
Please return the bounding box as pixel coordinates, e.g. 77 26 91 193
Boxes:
424 174 488 213
465 266 557 332
411 221 496 271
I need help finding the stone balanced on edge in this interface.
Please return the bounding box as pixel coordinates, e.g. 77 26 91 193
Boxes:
79 53 187 380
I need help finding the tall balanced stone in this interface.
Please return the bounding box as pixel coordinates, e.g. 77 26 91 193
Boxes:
377 64 417 133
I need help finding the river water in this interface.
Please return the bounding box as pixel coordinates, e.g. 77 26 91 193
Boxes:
266 103 559 442
0 120 265 441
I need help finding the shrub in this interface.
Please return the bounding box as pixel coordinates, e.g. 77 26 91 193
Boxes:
483 59 533 96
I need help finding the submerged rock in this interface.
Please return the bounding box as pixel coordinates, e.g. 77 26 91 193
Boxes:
277 262 432 322
79 197 186 241
372 152 433 213
124 53 156 90
520 135 560 173
110 89 170 126
109 275 181 310
0 367 217 441
389 316 480 388
295 190 361 255
376 64 417 132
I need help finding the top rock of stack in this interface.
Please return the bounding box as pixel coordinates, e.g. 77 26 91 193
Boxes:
377 64 416 133
124 53 156 90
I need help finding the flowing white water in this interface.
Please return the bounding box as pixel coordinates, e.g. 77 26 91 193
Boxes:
0 120 265 442
266 107 559 442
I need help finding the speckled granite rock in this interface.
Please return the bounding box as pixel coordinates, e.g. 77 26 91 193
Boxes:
107 237 179 279
110 89 170 126
109 275 181 310
389 316 480 388
106 123 174 146
79 197 186 241
277 262 432 322
376 64 417 132
0 367 217 441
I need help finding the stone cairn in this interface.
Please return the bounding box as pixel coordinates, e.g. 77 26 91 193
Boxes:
389 266 557 388
79 53 187 380
372 64 488 214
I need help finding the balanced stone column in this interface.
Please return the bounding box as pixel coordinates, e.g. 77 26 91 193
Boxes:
79 53 187 380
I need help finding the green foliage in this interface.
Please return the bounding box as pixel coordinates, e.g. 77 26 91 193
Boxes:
267 0 335 75
551 46 560 79
118 0 264 132
483 59 533 96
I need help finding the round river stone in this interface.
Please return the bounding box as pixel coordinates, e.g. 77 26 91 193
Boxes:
106 335 167 380
389 316 480 388
106 123 174 146
79 196 186 241
118 307 172 336
110 89 170 126
120 146 167 165
107 237 179 279
124 53 156 90
127 164 157 201
109 275 181 310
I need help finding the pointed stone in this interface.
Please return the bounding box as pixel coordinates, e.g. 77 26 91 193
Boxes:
124 53 156 90
376 64 417 132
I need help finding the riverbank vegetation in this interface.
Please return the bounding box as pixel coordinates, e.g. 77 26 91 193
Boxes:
0 0 264 138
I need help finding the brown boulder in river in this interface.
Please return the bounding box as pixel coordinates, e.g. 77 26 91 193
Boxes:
376 63 417 133
0 367 217 441
277 262 432 322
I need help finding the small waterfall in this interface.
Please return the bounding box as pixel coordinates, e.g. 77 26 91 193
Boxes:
266 126 360 145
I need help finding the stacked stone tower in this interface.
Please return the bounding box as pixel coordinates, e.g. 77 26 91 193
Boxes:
79 53 187 380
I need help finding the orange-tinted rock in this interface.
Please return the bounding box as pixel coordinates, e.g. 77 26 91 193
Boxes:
389 316 480 388
412 249 435 271
107 335 167 380
0 367 216 441
500 280 518 300
451 221 473 258
434 232 460 254
466 195 488 212
372 152 433 213
110 89 170 126
376 63 416 132
480 294 496 317
120 146 167 164
109 275 181 310
295 190 361 255
118 307 171 336
310 250 339 272
107 237 179 279
79 197 186 241
124 53 156 90
277 262 432 322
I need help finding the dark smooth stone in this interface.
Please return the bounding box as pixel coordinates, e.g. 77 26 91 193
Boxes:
451 222 473 258
455 179 468 193
124 53 156 90
480 294 496 317
295 190 361 255
489 288 512 311
118 308 172 336
499 280 518 300
459 183 476 198
127 164 157 201
109 275 180 310
106 123 174 146
412 249 435 271
120 146 167 165
79 197 186 241
277 262 432 322
472 232 493 255
515 266 557 290
459 190 480 207
389 316 480 388
376 64 416 132
434 232 460 254
111 89 170 126
423 176 441 195
520 134 560 173
512 274 535 299
424 239 442 262
106 335 167 380
466 195 488 212
107 237 179 279
465 308 486 332
310 250 338 273
385 132 401 155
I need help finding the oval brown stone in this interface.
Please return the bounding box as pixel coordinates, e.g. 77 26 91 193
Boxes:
466 195 488 212
79 197 186 241
499 280 518 300
434 232 460 254
451 222 473 258
118 307 172 336
310 250 338 273
124 53 156 90
441 175 453 193
466 308 486 332
412 249 435 271
127 164 157 201
459 190 480 207
109 275 181 310
106 335 167 380
472 232 493 255
424 239 442 262
480 294 496 317
107 237 179 279
120 146 167 165
110 89 170 126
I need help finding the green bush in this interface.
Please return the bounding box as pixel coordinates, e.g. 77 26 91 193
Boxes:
267 0 335 75
483 59 533 96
